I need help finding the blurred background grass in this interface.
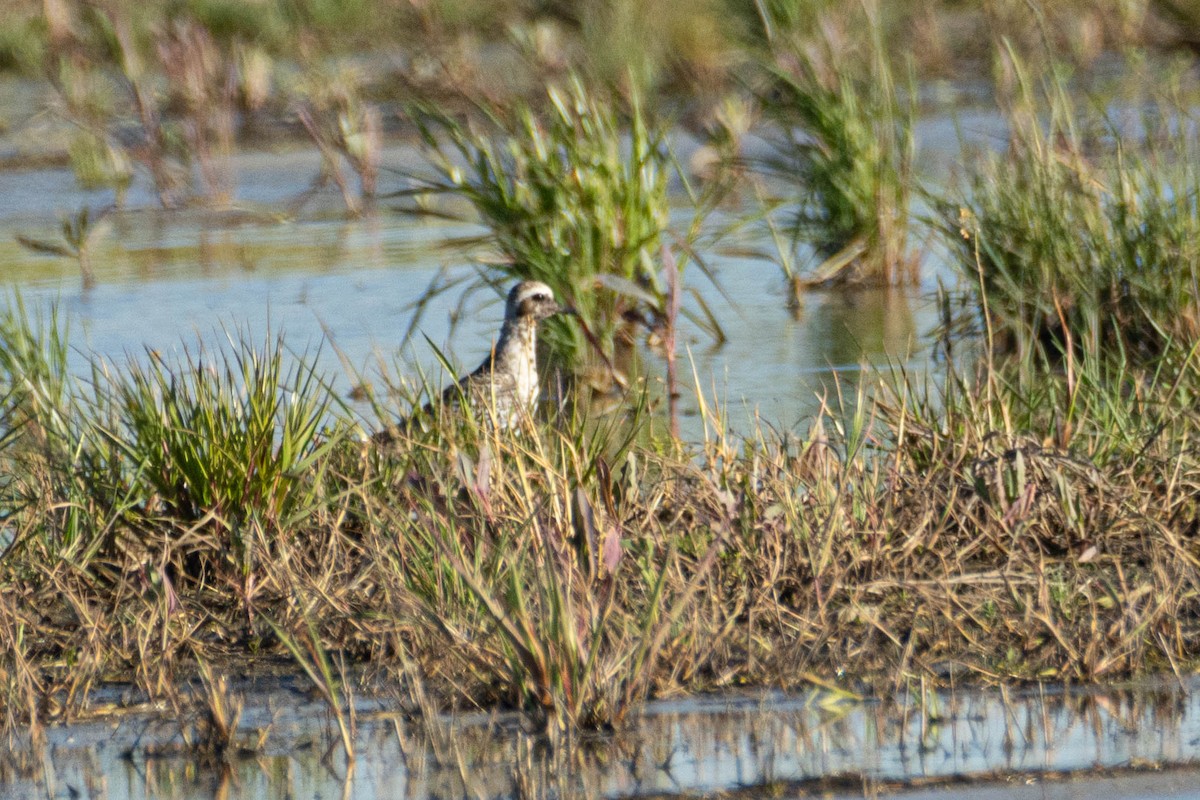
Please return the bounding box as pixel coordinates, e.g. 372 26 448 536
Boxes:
0 1 1196 112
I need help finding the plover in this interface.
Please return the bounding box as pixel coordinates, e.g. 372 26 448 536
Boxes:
378 280 566 439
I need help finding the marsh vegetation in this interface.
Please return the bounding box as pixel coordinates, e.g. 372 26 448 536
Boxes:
5 0 1200 776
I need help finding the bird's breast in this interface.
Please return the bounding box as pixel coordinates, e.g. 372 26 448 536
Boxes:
513 326 539 407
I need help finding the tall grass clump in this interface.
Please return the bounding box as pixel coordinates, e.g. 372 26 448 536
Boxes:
938 55 1200 362
755 1 918 286
0 298 127 560
355 406 729 729
0 315 346 569
0 316 356 727
400 77 678 376
100 336 343 552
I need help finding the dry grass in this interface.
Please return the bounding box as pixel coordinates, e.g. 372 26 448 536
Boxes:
9 0 1200 748
1 292 1200 739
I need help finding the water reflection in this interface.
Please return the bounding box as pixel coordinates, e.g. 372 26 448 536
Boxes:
5 680 1200 799
802 287 918 368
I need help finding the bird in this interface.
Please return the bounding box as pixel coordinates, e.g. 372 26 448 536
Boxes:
376 280 566 440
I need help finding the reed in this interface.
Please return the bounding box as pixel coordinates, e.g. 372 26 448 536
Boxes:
400 77 674 374
754 1 918 286
936 52 1200 363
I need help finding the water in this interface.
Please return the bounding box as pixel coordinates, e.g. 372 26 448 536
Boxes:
4 679 1200 798
0 117 960 439
0 185 940 439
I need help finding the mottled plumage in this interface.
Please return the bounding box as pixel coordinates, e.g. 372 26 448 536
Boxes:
376 281 564 441
440 280 564 427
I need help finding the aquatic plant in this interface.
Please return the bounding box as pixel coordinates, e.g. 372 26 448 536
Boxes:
754 1 918 286
15 207 111 289
573 0 735 97
295 62 382 214
99 335 344 547
937 54 1200 362
399 76 722 385
0 9 44 75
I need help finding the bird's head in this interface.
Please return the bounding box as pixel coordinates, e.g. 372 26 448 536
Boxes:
507 280 567 323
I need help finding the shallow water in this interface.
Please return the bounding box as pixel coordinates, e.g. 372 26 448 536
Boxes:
0 94 976 440
0 198 940 439
4 678 1200 799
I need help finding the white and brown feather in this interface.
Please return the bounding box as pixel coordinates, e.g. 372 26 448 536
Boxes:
378 281 563 440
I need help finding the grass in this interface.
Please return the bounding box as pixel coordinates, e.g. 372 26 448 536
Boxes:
396 76 732 395
936 51 1200 363
2 277 1200 735
98 334 345 551
3 1 1184 87
373 417 728 728
10 0 1200 757
402 77 669 363
9 43 1200 729
754 0 918 286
